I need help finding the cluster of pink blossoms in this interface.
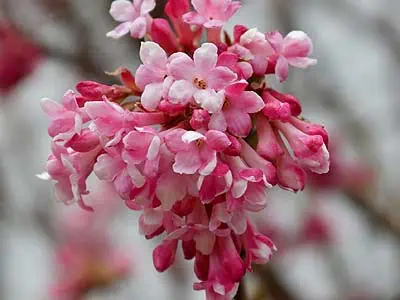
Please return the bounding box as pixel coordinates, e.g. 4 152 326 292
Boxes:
40 0 330 299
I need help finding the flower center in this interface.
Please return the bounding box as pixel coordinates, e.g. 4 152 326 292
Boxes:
195 139 204 147
193 77 207 89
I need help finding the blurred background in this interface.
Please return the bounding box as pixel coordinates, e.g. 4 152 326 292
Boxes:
0 0 399 299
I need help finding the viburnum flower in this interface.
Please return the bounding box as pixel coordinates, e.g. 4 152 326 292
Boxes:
107 0 156 39
39 1 330 299
183 0 241 28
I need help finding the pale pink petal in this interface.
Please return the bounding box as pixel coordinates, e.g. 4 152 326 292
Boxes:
287 57 318 68
191 0 207 16
205 130 231 151
109 0 136 22
194 89 224 113
129 16 148 39
139 41 167 69
208 67 237 90
173 151 202 174
193 43 219 76
282 31 313 58
275 56 289 82
167 52 195 80
231 179 247 199
85 101 124 136
141 82 163 110
94 154 123 181
182 131 206 143
114 168 134 199
156 171 187 210
168 80 196 104
40 98 64 117
199 150 217 176
106 22 131 39
209 112 227 132
182 11 207 25
266 30 284 52
135 64 164 89
147 136 161 160
143 207 164 225
140 0 156 14
126 164 146 188
203 19 225 28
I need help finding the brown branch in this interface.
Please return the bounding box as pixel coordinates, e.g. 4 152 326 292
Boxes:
254 266 297 300
236 279 247 300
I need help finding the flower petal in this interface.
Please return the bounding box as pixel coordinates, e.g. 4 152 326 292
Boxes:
194 89 224 113
106 22 131 39
168 80 195 104
156 171 187 210
109 0 135 22
129 16 148 39
167 52 195 80
194 43 218 76
173 151 202 174
140 41 168 69
141 82 163 110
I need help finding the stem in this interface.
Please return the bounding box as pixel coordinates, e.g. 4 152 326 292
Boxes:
235 280 246 300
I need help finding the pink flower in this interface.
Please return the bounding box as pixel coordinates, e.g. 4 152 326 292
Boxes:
165 129 231 175
275 120 330 174
167 43 237 113
266 30 317 82
209 80 264 137
45 142 101 211
85 100 166 147
183 0 241 28
225 155 270 213
193 236 245 300
94 146 146 200
135 41 171 110
242 222 276 269
41 90 88 142
230 28 274 76
107 0 155 39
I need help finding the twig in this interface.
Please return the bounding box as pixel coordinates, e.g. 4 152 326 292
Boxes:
236 279 246 300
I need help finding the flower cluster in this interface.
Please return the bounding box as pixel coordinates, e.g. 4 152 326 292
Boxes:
40 0 330 299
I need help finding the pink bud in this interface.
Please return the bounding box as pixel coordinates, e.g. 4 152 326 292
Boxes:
233 25 248 43
182 239 196 260
256 115 284 161
153 239 178 272
64 129 99 152
276 152 306 192
240 140 277 185
262 89 292 122
290 117 329 146
190 109 210 130
151 19 179 55
165 0 190 19
223 134 242 156
275 121 324 158
194 252 210 281
268 89 302 117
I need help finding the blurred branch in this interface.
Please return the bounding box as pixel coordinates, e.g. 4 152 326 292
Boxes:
236 279 246 300
254 266 297 300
